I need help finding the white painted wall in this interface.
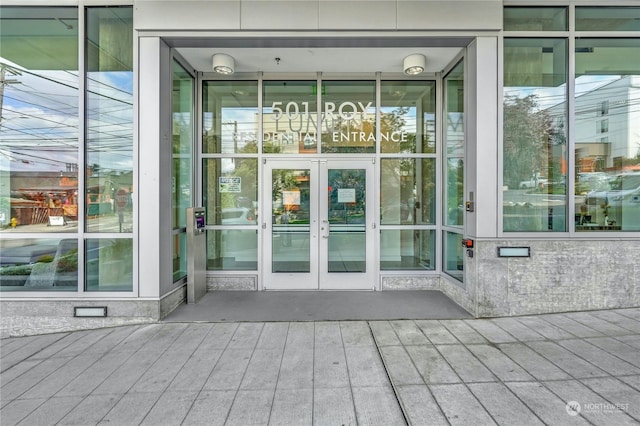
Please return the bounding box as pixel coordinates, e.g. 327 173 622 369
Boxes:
138 37 173 298
465 37 499 239
134 0 502 31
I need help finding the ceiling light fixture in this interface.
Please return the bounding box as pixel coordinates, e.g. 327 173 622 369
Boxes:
212 53 235 75
403 54 426 75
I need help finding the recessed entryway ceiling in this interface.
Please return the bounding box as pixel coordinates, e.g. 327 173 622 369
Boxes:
170 36 471 74
178 47 464 74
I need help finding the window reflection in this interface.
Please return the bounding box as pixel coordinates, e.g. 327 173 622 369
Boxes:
0 7 79 233
575 39 640 231
576 7 640 31
203 81 259 154
380 81 436 154
172 60 193 281
85 238 132 291
445 61 465 228
0 239 78 291
207 230 258 270
503 39 568 232
263 81 318 154
381 159 435 225
504 7 567 31
321 81 376 154
203 158 258 227
380 230 435 270
85 7 134 233
444 231 463 282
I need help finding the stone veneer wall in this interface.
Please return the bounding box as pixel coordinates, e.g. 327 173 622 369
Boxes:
381 275 440 290
160 285 187 319
472 239 640 317
0 300 160 338
207 275 257 291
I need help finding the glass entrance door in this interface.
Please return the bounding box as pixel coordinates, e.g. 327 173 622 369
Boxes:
264 159 375 290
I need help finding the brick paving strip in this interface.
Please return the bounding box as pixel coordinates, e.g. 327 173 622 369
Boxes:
0 308 638 425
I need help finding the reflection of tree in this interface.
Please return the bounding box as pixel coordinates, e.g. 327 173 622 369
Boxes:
503 95 559 187
321 118 375 154
446 159 464 226
227 158 257 207
379 105 435 225
272 170 299 202
380 107 416 153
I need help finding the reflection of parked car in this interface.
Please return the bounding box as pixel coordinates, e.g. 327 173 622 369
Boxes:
519 173 547 189
221 207 256 224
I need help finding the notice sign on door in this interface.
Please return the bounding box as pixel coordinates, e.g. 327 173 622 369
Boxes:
337 188 356 203
219 177 241 193
282 190 300 206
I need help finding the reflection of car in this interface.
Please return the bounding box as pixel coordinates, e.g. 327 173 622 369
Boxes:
221 207 256 224
583 173 640 228
519 174 547 189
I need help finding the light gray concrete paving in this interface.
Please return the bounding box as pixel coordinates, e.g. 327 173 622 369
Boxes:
0 308 639 425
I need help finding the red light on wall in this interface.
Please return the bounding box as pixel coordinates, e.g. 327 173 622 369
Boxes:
462 239 474 249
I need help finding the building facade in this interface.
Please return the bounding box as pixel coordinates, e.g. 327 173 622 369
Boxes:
1 1 639 336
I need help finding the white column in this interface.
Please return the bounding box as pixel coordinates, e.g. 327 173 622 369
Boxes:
465 36 499 239
138 37 173 298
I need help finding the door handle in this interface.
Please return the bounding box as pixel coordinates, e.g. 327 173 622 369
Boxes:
321 220 330 239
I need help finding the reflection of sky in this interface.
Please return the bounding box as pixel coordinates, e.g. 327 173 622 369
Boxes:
575 75 620 97
504 75 621 112
1 59 133 172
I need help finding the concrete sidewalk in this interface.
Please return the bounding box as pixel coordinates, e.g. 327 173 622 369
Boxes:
1 308 639 425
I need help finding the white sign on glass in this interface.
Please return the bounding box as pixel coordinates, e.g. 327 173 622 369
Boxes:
337 188 356 203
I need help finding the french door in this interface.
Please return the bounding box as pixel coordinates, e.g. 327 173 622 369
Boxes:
263 158 375 290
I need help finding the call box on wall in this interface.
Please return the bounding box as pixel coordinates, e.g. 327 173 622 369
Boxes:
194 209 206 232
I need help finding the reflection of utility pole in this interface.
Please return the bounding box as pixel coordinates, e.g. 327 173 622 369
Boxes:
233 120 238 153
0 64 22 129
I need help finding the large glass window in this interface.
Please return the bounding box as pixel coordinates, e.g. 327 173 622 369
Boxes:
380 81 436 154
444 60 465 282
0 239 78 291
85 238 132 291
203 81 259 154
321 81 376 154
83 6 133 292
203 158 258 270
172 60 194 281
379 80 437 272
203 81 259 271
576 7 640 31
444 231 463 282
503 7 567 32
0 6 134 293
503 39 567 232
262 80 318 154
575 39 640 232
380 230 435 270
444 61 465 228
0 7 79 233
85 7 134 234
381 159 435 226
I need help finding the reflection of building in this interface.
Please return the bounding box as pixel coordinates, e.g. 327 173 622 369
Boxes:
554 76 640 171
1 2 639 336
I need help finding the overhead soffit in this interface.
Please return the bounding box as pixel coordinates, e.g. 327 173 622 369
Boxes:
169 36 473 74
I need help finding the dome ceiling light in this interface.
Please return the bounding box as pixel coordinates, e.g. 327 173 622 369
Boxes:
403 54 426 75
212 53 235 75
